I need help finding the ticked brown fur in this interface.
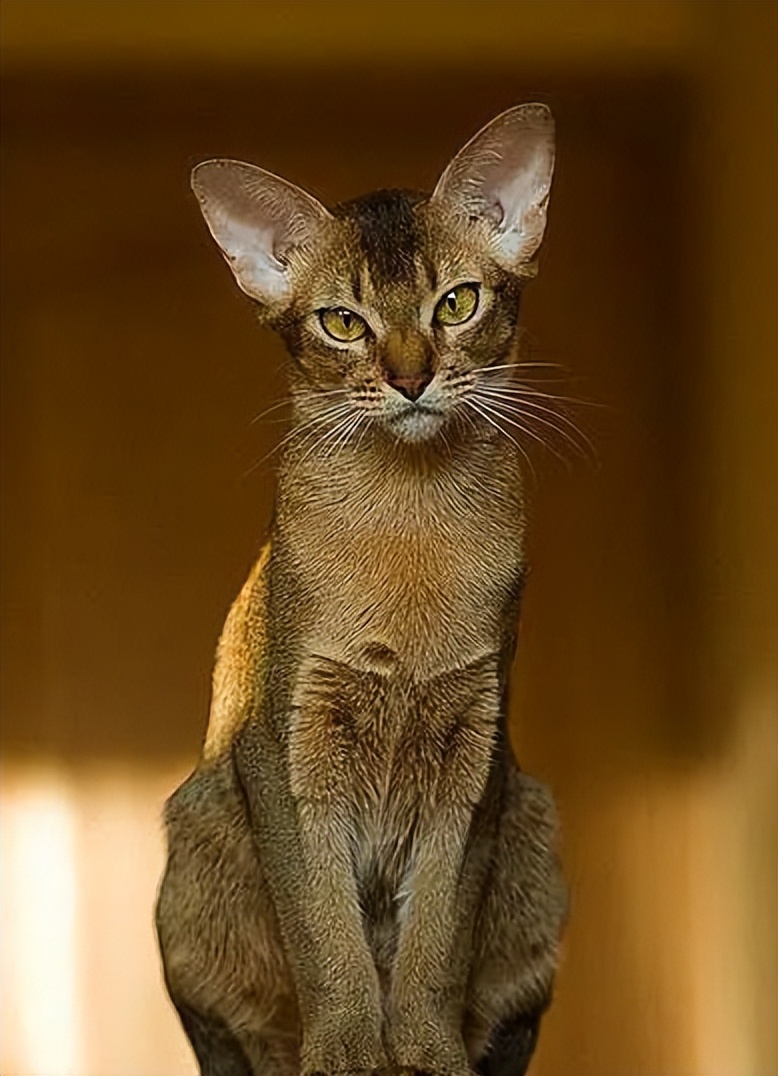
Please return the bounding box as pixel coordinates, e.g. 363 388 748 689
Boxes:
157 106 567 1076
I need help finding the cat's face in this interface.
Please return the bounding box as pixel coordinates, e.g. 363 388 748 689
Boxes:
192 105 554 446
272 190 524 443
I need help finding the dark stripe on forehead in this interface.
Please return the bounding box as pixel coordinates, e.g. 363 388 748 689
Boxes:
421 255 438 293
333 189 425 286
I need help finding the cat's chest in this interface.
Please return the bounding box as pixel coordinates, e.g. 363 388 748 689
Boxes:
292 484 522 674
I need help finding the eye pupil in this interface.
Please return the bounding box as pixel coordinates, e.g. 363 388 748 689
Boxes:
341 310 351 328
447 293 457 311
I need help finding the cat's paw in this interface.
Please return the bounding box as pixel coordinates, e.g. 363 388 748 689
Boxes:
387 1005 471 1076
301 1012 386 1076
393 1067 474 1076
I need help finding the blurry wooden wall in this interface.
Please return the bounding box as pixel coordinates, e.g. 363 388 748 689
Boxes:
1 3 775 1075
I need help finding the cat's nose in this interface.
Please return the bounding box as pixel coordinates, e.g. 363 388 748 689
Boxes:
382 329 436 402
386 372 433 402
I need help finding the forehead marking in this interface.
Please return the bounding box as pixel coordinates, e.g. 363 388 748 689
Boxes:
417 252 438 293
334 189 424 288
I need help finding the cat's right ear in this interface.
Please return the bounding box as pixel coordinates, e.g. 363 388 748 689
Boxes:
191 160 332 307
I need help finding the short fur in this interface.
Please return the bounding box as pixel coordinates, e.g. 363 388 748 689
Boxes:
156 105 566 1076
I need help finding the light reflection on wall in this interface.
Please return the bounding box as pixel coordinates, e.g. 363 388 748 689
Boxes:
0 765 197 1076
2 772 81 1076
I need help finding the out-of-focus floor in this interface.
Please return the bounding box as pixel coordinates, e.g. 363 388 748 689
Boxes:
1 765 196 1076
1 731 774 1076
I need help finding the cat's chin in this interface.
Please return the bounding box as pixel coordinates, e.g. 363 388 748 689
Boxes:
387 408 446 444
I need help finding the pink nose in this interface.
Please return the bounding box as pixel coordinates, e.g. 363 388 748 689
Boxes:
386 372 433 402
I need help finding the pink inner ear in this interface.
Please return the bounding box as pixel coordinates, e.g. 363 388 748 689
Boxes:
432 105 555 265
191 159 332 304
490 145 552 227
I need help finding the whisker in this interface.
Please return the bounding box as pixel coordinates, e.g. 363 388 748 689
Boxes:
475 388 597 460
474 395 585 463
297 409 360 468
250 387 347 426
275 403 353 453
325 411 364 459
471 396 569 466
463 398 537 483
474 361 568 374
475 387 598 458
451 404 474 447
476 383 606 409
249 398 293 425
243 402 353 477
352 410 375 455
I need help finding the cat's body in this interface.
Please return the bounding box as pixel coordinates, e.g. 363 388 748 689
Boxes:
156 108 567 1076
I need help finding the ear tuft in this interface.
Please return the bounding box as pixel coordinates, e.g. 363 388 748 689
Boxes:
191 160 332 305
432 104 555 269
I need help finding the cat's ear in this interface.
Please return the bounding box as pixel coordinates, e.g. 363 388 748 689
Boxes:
191 160 332 306
431 104 555 270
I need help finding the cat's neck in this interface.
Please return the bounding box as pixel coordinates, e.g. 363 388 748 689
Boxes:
275 416 522 532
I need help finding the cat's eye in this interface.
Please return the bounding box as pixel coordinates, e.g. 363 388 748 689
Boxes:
434 283 479 327
319 307 367 342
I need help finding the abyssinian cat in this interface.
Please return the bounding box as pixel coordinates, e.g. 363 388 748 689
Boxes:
156 104 567 1076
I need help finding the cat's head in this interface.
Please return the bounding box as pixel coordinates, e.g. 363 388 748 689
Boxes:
193 104 554 445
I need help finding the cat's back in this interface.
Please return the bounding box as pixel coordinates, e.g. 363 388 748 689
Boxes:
202 541 271 761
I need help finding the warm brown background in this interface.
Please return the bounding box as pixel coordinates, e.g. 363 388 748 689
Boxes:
1 3 775 1075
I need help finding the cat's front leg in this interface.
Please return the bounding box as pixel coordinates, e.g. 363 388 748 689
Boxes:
235 711 385 1076
387 813 484 1076
387 657 501 1076
292 803 386 1076
289 657 399 1075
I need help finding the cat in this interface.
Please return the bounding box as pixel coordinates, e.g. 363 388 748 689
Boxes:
156 104 567 1076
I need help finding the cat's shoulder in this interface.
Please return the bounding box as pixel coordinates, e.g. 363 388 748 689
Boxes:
202 542 271 761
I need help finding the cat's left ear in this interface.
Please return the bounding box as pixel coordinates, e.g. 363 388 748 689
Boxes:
431 104 555 271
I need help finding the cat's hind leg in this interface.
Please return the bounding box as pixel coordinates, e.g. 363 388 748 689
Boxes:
473 1010 541 1076
464 769 567 1074
156 756 298 1075
169 998 254 1076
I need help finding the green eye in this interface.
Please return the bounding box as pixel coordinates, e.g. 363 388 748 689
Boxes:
434 283 479 326
319 307 367 342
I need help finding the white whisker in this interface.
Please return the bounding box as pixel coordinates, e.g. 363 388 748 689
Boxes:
471 395 568 466
297 409 361 468
276 403 352 453
475 388 597 460
250 387 347 427
476 383 605 409
325 412 364 459
475 385 598 451
475 361 567 373
463 398 537 483
244 401 353 477
474 396 582 464
249 398 293 425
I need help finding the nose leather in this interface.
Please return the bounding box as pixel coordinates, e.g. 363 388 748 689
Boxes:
383 329 435 402
386 372 433 402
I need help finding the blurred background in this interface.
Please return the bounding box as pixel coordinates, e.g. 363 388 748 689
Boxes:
1 2 775 1074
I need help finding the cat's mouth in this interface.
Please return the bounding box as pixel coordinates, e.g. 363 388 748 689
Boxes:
386 401 447 442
